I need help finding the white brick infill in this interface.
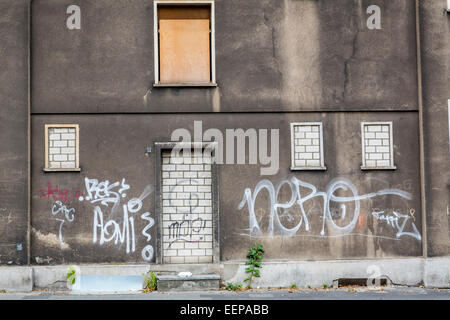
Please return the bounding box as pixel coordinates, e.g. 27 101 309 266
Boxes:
161 149 214 264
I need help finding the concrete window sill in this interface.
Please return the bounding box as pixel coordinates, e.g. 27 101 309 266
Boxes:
153 82 217 88
360 166 397 171
290 167 327 171
43 168 82 173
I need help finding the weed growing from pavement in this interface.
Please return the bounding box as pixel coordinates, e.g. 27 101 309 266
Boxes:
225 282 243 291
142 271 157 293
66 265 76 285
244 243 265 289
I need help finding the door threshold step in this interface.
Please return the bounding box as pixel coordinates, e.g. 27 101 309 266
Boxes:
157 274 220 292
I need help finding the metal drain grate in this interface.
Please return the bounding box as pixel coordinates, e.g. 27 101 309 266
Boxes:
333 277 391 288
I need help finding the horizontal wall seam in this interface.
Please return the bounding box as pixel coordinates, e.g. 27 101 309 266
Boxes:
30 110 420 116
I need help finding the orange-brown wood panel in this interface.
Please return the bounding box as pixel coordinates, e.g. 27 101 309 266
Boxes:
158 6 210 20
159 19 210 84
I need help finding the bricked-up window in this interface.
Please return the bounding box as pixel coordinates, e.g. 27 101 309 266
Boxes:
45 125 79 171
290 122 326 170
361 122 396 170
154 2 216 86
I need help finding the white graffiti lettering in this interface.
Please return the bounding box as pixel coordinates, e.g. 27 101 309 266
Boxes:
81 177 130 205
51 201 75 248
141 212 155 261
238 177 418 240
85 177 155 259
372 210 421 241
93 204 136 253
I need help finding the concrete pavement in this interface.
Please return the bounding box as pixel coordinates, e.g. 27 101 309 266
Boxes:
0 286 449 300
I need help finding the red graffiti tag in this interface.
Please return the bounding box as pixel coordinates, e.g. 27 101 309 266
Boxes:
39 183 82 202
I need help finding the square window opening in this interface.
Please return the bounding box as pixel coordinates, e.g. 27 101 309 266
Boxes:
44 124 80 172
361 122 396 170
290 122 326 171
154 1 216 86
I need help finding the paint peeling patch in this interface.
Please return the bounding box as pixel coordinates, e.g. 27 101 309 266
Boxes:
32 228 70 250
212 88 220 112
143 88 152 105
72 233 94 245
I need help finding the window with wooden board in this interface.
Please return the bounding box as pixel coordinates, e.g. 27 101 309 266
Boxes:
156 5 214 85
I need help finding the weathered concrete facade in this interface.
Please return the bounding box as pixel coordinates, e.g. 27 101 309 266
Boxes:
0 0 448 288
419 0 450 258
0 0 29 266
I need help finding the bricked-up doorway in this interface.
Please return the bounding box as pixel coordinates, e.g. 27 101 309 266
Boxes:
154 142 219 264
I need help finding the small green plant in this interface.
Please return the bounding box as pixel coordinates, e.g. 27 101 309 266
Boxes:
306 285 311 289
290 284 297 289
322 284 329 289
66 265 76 285
143 271 157 292
244 243 265 289
225 282 243 291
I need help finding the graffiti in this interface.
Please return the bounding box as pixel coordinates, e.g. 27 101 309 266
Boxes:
238 177 419 241
38 177 155 261
81 177 130 205
35 256 53 264
162 177 210 247
168 179 200 212
86 178 154 259
93 205 136 254
372 210 421 241
51 201 76 248
168 217 207 246
52 200 75 222
80 177 131 220
40 183 82 202
141 212 155 262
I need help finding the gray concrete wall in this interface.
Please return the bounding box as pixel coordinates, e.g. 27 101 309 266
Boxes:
27 0 423 265
419 0 450 257
31 113 422 264
0 0 29 265
0 0 448 268
31 0 418 113
3 257 450 292
224 256 450 288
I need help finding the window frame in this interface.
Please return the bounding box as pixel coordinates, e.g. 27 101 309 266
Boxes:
360 121 396 170
290 122 326 171
44 124 80 172
153 0 216 87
